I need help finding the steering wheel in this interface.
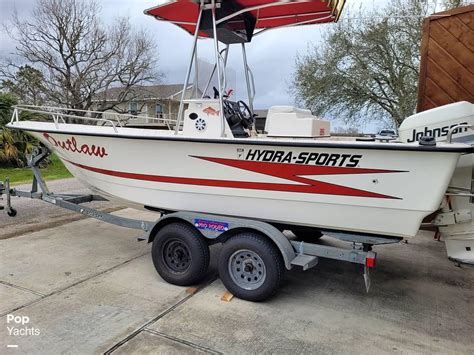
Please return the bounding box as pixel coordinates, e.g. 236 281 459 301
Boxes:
236 100 254 129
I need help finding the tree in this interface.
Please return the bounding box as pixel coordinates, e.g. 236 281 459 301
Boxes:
442 0 467 8
292 0 469 128
2 0 159 113
0 94 19 165
1 65 46 105
0 93 35 167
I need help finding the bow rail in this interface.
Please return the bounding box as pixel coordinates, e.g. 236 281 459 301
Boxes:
10 105 178 132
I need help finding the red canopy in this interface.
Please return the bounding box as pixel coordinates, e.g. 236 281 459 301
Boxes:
145 1 346 39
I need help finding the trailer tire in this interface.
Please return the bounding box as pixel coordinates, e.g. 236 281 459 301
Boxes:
151 222 209 286
218 232 284 301
291 227 322 242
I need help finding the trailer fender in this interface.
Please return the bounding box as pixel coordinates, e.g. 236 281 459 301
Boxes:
146 212 296 270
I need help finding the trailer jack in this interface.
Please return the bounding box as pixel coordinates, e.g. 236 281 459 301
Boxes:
0 179 16 217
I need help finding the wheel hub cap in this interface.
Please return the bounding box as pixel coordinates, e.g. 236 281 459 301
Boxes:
163 240 191 272
228 249 266 290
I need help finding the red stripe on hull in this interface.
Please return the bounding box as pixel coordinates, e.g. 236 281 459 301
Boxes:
65 157 401 199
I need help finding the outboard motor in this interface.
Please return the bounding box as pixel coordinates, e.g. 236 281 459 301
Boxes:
399 102 474 264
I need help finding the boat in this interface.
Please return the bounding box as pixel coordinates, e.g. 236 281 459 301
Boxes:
6 0 473 240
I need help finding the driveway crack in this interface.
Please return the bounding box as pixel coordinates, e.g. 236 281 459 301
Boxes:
0 280 45 297
143 328 222 354
0 251 149 318
104 274 218 354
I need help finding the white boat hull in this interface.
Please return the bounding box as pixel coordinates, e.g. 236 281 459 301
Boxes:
10 121 467 238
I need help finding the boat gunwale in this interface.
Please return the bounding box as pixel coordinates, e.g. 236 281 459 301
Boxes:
8 124 474 154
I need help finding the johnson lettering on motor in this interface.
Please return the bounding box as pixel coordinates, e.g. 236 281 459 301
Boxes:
406 122 469 143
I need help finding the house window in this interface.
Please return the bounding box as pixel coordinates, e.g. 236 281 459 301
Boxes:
156 103 163 118
129 101 138 115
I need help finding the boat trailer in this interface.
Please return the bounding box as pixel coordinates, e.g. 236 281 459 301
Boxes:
1 147 401 301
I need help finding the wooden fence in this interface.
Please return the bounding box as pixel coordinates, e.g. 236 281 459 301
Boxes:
417 5 474 112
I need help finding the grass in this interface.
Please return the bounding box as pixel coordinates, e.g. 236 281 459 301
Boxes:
0 154 72 185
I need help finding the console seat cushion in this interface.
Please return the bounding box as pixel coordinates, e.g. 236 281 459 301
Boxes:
264 106 330 138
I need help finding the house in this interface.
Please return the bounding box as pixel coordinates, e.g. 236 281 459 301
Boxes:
93 84 202 124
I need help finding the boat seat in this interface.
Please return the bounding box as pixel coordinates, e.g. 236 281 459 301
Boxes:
267 105 312 116
265 106 330 137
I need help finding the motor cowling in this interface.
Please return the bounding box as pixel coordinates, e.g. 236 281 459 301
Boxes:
398 101 473 144
400 102 474 264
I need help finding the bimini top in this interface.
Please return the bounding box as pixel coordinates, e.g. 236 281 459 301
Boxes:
144 0 346 44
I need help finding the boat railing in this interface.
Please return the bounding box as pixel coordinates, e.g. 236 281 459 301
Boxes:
10 105 179 132
126 113 179 128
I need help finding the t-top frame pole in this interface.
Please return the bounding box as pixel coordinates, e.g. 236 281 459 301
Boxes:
210 0 226 137
175 0 204 135
241 43 255 116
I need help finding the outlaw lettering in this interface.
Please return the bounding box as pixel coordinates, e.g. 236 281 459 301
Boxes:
43 133 108 158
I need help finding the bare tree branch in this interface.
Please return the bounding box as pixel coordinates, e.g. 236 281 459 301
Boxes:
1 0 161 113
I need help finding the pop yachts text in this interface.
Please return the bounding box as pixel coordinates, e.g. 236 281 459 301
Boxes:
245 149 361 167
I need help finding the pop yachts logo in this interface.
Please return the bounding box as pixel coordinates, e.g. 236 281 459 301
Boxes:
43 133 108 158
7 314 40 337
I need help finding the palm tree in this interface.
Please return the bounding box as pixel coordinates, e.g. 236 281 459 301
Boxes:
0 93 35 167
0 128 19 164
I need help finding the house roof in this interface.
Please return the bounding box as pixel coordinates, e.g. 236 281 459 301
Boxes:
94 84 194 102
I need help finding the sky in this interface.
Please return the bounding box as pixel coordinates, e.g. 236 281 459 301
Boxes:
1 0 390 132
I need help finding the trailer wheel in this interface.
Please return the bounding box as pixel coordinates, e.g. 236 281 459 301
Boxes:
7 208 17 217
151 222 210 286
218 232 284 301
291 227 322 242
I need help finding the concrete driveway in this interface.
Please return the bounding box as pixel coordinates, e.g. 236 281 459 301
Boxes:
1 205 473 353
